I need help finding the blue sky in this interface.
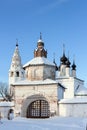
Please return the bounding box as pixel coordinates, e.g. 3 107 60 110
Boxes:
0 0 87 86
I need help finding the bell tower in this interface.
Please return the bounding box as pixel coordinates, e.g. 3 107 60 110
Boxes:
9 41 24 86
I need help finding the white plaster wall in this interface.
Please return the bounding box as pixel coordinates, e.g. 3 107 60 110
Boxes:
59 103 87 117
58 77 75 99
0 106 14 118
60 65 66 76
25 65 55 81
13 84 58 117
66 67 70 77
74 78 84 93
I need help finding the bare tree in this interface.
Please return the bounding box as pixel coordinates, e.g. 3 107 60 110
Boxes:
0 82 14 102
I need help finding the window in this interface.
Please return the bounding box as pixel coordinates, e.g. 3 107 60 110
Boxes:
16 71 19 77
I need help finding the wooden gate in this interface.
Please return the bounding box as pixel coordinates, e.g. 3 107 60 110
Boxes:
27 100 50 118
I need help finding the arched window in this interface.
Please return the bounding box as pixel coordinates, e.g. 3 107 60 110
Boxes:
16 71 19 77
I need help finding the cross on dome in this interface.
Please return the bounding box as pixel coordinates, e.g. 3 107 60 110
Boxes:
16 39 18 47
40 32 42 40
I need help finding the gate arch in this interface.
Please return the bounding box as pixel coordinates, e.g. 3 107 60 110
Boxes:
27 100 50 118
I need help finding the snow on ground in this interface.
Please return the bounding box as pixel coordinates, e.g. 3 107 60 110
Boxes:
0 116 87 130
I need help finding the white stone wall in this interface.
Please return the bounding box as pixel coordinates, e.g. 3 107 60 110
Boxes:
59 103 87 117
74 78 84 93
0 106 14 118
66 67 70 77
58 77 84 100
13 83 58 117
25 65 55 81
58 77 75 99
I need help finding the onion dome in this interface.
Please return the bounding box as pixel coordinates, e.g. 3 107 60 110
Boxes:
60 44 68 65
66 58 71 67
37 32 44 49
60 53 68 64
72 60 76 70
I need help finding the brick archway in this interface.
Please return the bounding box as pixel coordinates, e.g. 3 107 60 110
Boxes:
27 100 50 118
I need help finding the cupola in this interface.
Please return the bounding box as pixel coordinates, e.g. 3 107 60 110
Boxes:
71 58 76 77
72 60 76 70
60 44 68 65
37 33 44 49
34 33 47 58
66 53 71 68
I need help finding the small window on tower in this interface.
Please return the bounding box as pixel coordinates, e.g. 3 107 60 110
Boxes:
16 71 19 77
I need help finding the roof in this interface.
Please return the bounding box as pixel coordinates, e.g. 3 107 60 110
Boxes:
75 86 87 96
12 79 58 86
23 57 55 68
59 98 87 104
58 83 66 89
38 39 44 43
0 101 14 107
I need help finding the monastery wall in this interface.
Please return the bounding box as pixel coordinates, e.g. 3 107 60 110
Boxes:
59 101 87 117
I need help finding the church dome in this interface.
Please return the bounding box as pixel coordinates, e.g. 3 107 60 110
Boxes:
37 33 44 49
60 44 68 65
66 58 71 67
72 63 76 70
60 53 68 64
37 39 44 48
72 60 76 70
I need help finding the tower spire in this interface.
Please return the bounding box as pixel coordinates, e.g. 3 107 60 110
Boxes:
63 44 65 56
72 55 76 70
71 55 76 77
40 32 42 40
66 51 71 68
60 44 68 64
16 39 18 47
53 53 55 63
9 41 24 86
53 53 58 71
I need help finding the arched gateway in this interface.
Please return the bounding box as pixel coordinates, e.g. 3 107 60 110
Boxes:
27 100 50 118
21 95 50 118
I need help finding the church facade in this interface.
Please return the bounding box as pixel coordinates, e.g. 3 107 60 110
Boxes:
8 34 87 118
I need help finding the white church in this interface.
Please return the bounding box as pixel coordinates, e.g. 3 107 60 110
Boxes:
1 34 87 118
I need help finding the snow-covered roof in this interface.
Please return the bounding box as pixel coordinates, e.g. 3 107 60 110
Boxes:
75 86 87 96
58 83 66 89
38 39 44 43
0 101 14 107
59 98 87 104
12 79 57 86
23 57 55 68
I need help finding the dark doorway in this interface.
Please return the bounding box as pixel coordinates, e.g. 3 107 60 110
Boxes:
27 100 50 118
